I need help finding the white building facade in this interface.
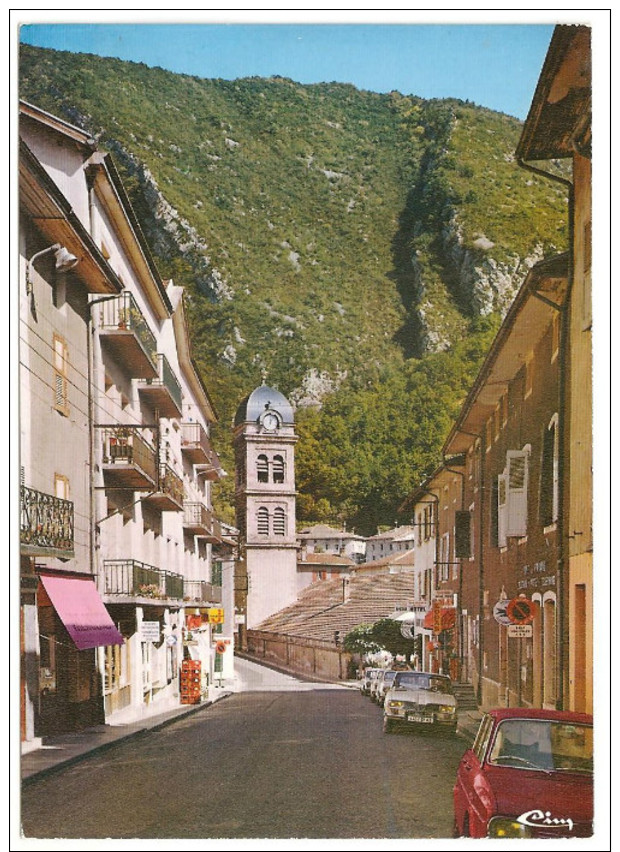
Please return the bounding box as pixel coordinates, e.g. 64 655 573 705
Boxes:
19 101 231 745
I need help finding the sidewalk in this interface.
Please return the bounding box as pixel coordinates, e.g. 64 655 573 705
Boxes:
21 688 232 784
456 709 483 744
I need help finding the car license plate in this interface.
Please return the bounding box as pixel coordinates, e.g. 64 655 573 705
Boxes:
407 713 433 723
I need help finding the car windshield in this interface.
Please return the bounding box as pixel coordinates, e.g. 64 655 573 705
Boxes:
393 673 452 693
487 719 593 774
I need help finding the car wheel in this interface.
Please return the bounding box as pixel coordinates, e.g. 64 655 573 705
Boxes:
383 717 395 734
452 819 461 839
463 814 472 838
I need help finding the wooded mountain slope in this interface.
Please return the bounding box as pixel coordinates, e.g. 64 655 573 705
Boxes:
19 44 567 533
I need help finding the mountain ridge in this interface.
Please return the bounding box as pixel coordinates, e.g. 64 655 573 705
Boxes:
19 44 567 531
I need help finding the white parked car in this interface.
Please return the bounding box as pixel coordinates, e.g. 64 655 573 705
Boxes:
360 667 382 695
383 671 457 734
372 669 399 705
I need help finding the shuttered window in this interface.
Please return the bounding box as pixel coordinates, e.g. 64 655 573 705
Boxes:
497 448 530 544
257 455 269 483
257 507 269 535
273 507 286 536
497 472 508 548
540 419 559 527
53 334 69 415
272 455 285 484
506 449 529 538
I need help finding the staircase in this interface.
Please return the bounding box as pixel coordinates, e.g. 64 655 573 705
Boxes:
452 682 478 710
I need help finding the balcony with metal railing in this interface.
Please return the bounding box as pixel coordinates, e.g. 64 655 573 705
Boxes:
102 559 185 603
99 292 158 378
137 353 183 418
183 579 223 605
143 463 184 512
180 421 212 464
100 426 158 490
20 485 74 558
182 501 223 543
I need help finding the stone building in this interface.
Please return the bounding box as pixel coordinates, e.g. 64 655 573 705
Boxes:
233 385 299 629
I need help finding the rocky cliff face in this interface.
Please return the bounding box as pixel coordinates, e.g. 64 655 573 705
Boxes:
19 45 567 414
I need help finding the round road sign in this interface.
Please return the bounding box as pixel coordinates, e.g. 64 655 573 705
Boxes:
506 596 537 625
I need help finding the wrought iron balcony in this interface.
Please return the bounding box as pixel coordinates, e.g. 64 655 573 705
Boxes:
20 486 74 558
99 292 158 378
100 426 158 490
183 580 222 604
102 559 184 602
180 421 212 464
137 353 183 418
183 501 214 536
143 464 184 512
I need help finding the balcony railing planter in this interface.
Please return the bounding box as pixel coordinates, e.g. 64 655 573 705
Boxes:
20 486 74 558
183 580 222 604
144 464 184 512
137 353 183 418
99 292 158 379
103 559 185 603
100 426 158 490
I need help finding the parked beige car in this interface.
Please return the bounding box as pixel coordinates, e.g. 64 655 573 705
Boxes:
383 671 457 734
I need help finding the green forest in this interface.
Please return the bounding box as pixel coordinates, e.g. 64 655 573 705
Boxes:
19 44 568 534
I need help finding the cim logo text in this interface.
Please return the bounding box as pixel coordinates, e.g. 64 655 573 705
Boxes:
517 809 574 832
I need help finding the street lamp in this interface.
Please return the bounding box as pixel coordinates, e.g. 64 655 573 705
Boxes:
26 243 79 295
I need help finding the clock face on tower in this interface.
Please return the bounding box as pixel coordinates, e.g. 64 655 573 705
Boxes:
260 410 280 432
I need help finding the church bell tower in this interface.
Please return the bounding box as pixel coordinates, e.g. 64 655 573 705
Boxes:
233 385 298 628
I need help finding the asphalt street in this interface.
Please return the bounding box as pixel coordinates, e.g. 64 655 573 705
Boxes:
20 658 467 841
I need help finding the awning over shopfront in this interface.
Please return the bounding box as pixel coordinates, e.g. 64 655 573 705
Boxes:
423 607 456 631
39 574 124 650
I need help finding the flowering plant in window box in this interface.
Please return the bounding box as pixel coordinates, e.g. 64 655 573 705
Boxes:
139 583 163 598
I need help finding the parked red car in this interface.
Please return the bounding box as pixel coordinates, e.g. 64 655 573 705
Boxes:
453 708 593 838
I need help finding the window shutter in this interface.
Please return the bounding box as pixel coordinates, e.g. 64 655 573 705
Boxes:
455 511 471 558
506 450 529 537
272 455 285 484
257 507 269 535
273 507 286 536
256 455 269 483
497 473 508 547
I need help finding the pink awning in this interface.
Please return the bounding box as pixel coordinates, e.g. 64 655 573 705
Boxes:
40 574 124 650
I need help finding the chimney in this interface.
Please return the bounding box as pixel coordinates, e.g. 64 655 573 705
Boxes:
342 577 351 603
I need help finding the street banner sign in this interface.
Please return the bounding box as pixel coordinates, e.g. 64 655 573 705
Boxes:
508 624 533 638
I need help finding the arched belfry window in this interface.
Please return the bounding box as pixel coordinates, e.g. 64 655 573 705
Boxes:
257 506 269 535
273 455 285 484
273 507 286 536
257 454 269 484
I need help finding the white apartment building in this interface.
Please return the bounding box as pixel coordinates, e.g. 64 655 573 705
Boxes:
365 524 416 563
297 523 367 564
19 101 232 744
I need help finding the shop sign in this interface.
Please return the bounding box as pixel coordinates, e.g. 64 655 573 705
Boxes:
141 621 160 642
433 600 443 635
508 624 533 638
208 607 224 624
